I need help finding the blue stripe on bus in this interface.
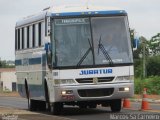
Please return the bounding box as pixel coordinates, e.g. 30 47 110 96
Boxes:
15 60 22 66
15 57 42 66
18 84 44 99
51 10 126 16
29 57 41 65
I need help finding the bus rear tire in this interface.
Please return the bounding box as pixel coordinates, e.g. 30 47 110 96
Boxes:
29 100 46 111
51 102 63 115
29 99 37 111
110 99 121 112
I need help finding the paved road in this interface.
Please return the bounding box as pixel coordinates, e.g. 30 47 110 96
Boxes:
0 97 160 120
0 97 27 109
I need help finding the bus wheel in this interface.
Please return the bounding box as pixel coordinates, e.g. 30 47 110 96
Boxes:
37 101 46 111
79 104 87 109
29 99 37 111
24 81 36 111
110 99 121 112
51 102 63 115
44 80 51 111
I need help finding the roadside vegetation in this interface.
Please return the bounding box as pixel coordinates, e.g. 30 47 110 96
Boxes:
132 32 160 95
135 76 160 95
0 60 15 68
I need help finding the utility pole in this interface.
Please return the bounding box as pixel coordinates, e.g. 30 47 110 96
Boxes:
142 39 146 78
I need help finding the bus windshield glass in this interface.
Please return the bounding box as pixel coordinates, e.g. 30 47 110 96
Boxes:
52 16 133 68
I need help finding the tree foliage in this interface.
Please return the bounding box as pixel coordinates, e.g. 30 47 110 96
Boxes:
135 76 160 95
149 33 160 56
0 60 15 68
146 56 160 76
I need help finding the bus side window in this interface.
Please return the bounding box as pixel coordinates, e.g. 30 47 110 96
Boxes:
15 29 17 50
24 27 27 49
29 26 33 48
18 29 20 50
27 26 29 48
22 27 24 49
38 22 42 46
35 24 39 47
20 28 22 49
32 24 35 47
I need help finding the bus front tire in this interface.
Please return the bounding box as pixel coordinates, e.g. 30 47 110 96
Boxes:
88 104 97 109
51 102 63 115
110 99 122 112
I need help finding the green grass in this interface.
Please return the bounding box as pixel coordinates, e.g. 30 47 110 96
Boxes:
135 76 160 95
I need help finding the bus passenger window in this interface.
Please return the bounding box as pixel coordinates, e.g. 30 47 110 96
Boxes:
32 24 35 47
22 28 24 49
15 29 17 50
27 26 29 48
18 29 20 50
29 26 32 48
35 24 39 47
38 22 42 46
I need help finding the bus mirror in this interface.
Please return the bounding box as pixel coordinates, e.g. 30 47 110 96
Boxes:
133 38 139 50
44 43 51 52
45 43 52 69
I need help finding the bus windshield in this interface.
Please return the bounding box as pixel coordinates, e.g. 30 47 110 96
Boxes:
52 16 133 68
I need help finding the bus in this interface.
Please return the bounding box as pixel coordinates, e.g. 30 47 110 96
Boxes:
15 5 135 115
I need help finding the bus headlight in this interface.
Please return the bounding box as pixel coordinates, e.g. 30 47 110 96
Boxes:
55 79 76 85
119 87 130 92
61 90 67 95
115 75 134 82
61 90 73 95
124 87 130 91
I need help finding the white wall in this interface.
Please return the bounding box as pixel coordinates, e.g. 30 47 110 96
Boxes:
1 72 17 91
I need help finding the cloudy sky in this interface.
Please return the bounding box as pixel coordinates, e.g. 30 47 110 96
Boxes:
0 0 160 60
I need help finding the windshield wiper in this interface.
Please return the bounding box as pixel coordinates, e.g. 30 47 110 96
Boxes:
98 35 114 66
77 38 93 66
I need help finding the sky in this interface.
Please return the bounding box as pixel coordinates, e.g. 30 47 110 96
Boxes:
0 0 160 60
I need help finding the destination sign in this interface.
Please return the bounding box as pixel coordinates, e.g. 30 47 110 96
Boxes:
55 18 89 25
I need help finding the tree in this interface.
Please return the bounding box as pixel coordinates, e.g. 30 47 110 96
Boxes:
146 56 160 76
149 33 160 56
133 36 150 78
0 61 2 68
0 60 15 68
133 36 149 59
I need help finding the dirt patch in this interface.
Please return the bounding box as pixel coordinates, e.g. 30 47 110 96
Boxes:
0 92 20 97
0 107 73 120
0 106 36 115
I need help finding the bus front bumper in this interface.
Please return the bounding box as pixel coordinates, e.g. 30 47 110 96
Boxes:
51 83 134 102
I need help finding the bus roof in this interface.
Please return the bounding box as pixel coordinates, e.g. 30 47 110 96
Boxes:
16 5 126 27
48 5 126 14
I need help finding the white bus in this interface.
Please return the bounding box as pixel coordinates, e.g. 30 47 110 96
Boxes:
15 5 135 114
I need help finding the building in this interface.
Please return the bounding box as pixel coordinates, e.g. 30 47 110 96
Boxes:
0 68 17 91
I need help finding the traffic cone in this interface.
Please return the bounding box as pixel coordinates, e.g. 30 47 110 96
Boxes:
123 98 131 108
141 88 151 110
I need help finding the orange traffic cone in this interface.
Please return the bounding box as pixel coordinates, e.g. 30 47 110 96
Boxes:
123 98 131 108
141 88 151 110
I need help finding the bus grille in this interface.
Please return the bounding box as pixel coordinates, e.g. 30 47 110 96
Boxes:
78 88 114 97
76 77 114 83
